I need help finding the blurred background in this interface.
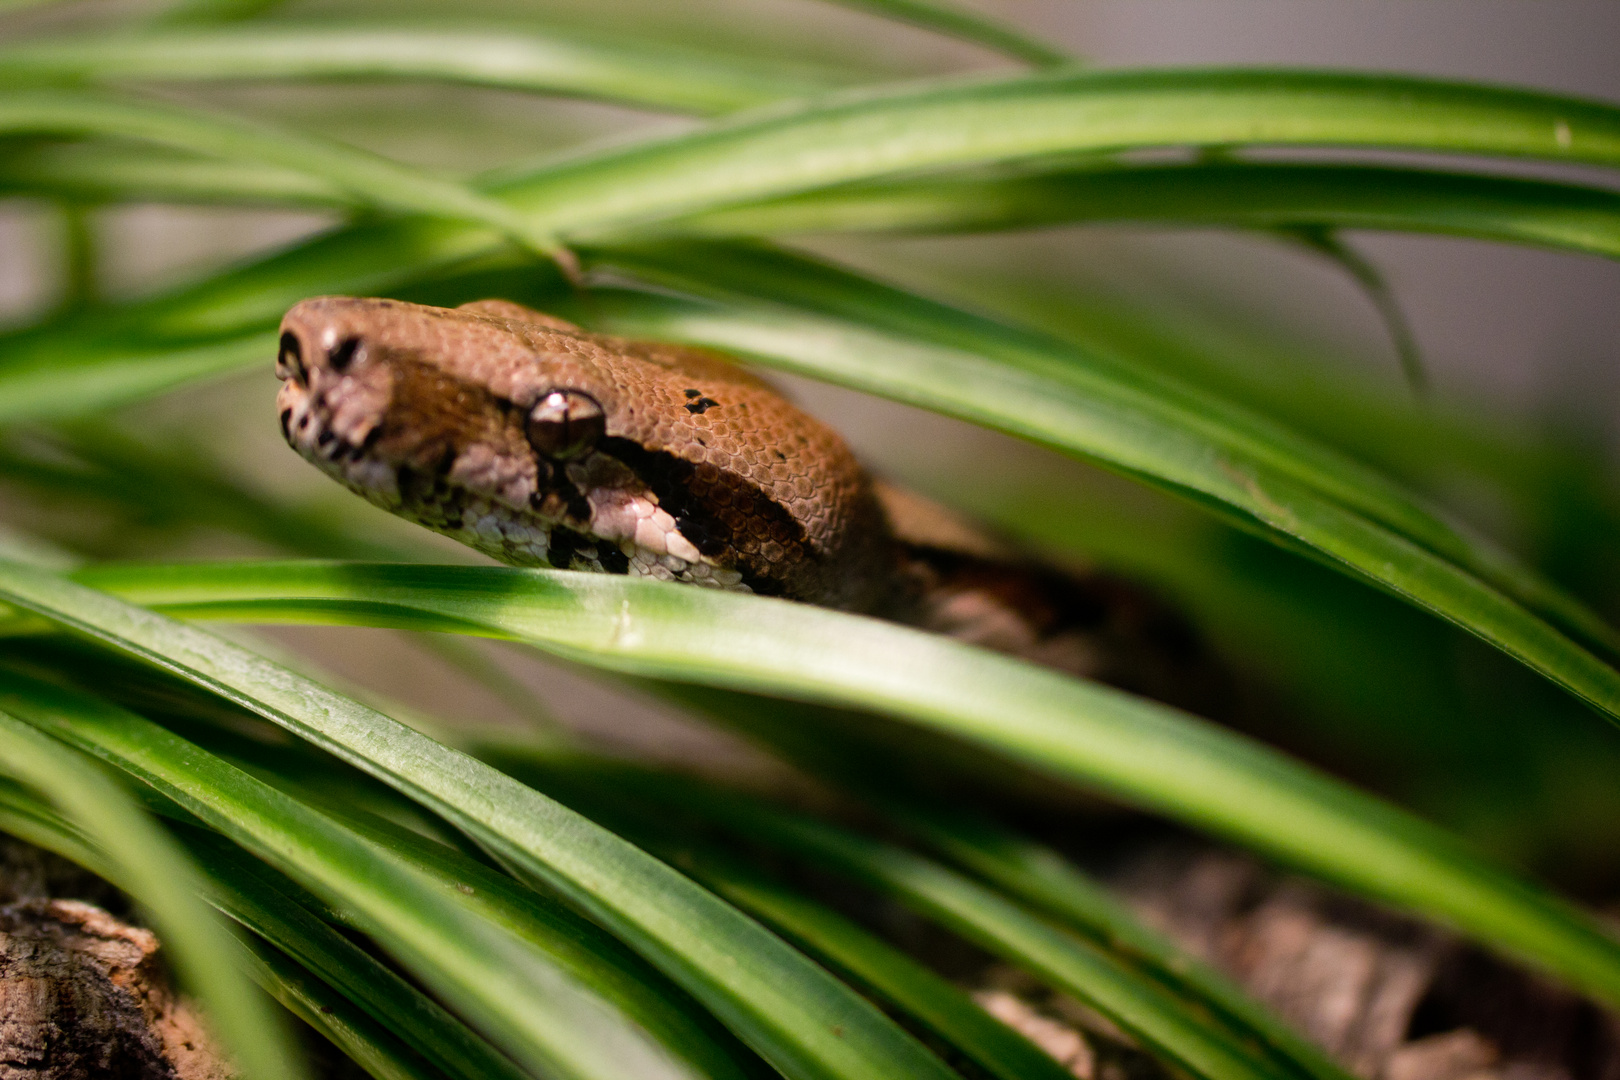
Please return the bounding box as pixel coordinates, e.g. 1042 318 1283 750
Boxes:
3 0 1619 894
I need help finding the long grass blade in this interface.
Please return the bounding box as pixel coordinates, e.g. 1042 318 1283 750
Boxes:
817 0 1070 67
567 255 1620 702
0 90 556 251
667 162 1620 262
486 68 1620 240
0 667 710 1080
40 558 1620 1016
686 854 1081 1080
0 26 843 114
0 563 966 1080
638 685 1353 1080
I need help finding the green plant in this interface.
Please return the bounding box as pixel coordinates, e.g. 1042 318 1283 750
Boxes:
0 3 1617 1078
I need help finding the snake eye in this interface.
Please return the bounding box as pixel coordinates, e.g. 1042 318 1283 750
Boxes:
526 388 604 460
276 331 305 383
328 335 363 373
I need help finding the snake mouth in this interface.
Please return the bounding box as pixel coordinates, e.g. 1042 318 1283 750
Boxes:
276 378 741 583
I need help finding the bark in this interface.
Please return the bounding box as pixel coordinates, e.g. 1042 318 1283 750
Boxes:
0 841 230 1080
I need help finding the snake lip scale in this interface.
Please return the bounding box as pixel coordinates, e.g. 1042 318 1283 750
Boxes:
276 296 1217 695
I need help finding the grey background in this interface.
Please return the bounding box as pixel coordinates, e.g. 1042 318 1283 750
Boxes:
999 0 1620 410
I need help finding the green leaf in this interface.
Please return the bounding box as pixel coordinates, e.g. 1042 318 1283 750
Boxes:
685 854 1082 1080
0 142 359 206
0 666 712 1080
0 333 272 422
45 558 1620 1016
307 807 771 1080
0 786 460 1080
673 795 1290 1080
0 26 844 114
562 249 1620 698
0 563 965 1080
180 828 536 1080
488 68 1620 240
0 90 558 252
891 808 1352 1080
502 759 1297 1080
666 161 1620 262
0 705 303 1080
817 0 1071 67
234 935 448 1080
631 685 1352 1080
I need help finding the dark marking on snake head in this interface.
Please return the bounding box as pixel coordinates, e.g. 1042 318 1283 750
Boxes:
684 388 701 398
279 408 293 440
684 397 720 415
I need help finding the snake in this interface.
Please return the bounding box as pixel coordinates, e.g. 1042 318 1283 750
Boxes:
275 296 1212 697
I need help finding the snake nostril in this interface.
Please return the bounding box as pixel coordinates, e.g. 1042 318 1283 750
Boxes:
277 331 306 383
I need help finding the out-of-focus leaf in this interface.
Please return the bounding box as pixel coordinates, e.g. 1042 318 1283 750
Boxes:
0 91 556 251
0 26 845 115
667 162 1620 261
818 0 1071 67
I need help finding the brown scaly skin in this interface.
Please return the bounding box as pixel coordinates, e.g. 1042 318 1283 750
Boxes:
276 296 1218 700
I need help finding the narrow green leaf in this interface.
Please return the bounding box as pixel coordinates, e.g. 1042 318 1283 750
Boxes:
0 90 557 251
566 263 1620 706
489 68 1620 240
0 26 842 114
708 806 1284 1080
0 424 416 562
1278 226 1427 393
636 685 1352 1080
506 762 1299 1080
0 667 709 1080
180 828 535 1080
49 558 1620 1017
0 143 355 206
312 807 772 1080
235 937 448 1080
0 705 303 1080
11 67 1620 337
0 333 272 422
892 809 1352 1080
667 162 1620 262
818 0 1071 67
688 855 1081 1080
0 789 449 1080
0 564 965 1080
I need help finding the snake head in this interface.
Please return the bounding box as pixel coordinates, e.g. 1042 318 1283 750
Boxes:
276 296 549 514
273 295 895 609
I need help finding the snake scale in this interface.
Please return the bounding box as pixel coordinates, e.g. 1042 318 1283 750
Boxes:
275 296 1212 700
